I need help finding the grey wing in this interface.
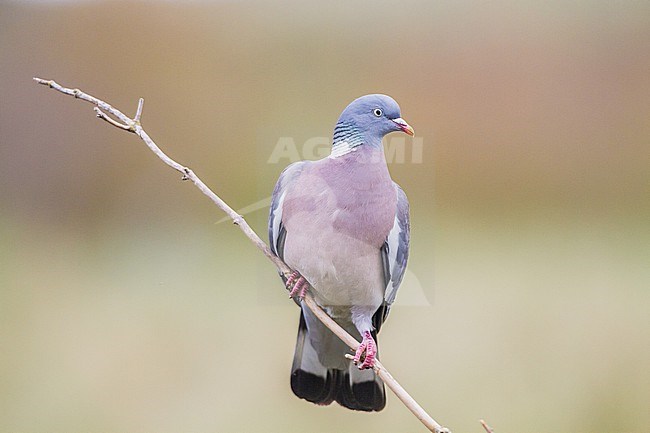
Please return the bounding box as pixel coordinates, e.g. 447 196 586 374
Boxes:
374 184 410 332
268 161 307 260
384 184 410 304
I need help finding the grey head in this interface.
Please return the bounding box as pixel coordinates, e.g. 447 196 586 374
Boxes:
331 94 414 157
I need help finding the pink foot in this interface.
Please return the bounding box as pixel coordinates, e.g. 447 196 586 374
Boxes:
286 271 310 300
353 330 377 370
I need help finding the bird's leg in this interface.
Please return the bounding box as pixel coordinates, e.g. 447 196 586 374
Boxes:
353 330 377 370
286 270 310 300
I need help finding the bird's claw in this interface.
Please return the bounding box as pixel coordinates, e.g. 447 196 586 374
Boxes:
286 270 310 300
353 330 377 370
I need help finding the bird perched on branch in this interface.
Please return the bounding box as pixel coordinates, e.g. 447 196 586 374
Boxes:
269 94 413 412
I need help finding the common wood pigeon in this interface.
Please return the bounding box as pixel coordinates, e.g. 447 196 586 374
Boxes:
269 94 413 412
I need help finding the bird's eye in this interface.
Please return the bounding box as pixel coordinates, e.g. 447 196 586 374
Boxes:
373 108 383 117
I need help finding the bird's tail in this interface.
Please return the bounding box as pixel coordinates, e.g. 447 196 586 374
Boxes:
290 309 385 411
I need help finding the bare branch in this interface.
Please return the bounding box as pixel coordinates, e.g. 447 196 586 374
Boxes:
34 77 450 433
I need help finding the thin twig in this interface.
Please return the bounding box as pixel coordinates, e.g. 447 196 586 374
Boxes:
94 107 132 130
34 77 450 433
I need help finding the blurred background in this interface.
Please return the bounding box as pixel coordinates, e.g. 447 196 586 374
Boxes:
1 1 649 432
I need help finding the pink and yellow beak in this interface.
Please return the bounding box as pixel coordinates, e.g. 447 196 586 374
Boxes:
392 117 415 136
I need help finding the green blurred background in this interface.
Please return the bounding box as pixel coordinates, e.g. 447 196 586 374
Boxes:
1 1 649 432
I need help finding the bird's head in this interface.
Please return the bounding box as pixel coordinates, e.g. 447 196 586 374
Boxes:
335 94 414 143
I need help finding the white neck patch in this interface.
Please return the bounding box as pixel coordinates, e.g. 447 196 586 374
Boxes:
329 141 360 159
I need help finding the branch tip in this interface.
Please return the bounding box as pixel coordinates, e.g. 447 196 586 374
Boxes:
480 419 494 433
134 98 144 123
33 77 53 87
